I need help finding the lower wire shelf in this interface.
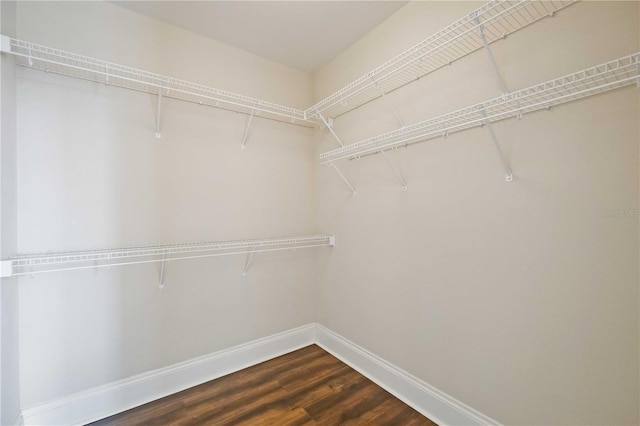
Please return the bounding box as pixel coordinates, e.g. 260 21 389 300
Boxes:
319 52 640 164
0 235 335 277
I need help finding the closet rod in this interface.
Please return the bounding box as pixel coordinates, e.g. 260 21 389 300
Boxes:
0 36 319 128
306 0 576 121
319 52 640 164
0 235 335 278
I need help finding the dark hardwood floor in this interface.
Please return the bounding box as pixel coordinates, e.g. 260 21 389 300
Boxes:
89 344 437 425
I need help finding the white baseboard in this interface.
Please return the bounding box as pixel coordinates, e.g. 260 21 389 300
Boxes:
21 323 499 426
313 324 501 426
20 324 315 426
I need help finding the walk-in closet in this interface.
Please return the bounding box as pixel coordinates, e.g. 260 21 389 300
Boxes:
0 1 638 425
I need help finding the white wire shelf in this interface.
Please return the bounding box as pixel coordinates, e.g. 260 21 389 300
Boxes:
0 235 335 277
319 52 640 164
306 0 576 121
0 36 319 128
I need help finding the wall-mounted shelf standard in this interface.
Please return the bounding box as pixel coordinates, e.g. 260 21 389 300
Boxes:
0 235 335 278
319 52 640 164
0 36 319 133
306 0 576 121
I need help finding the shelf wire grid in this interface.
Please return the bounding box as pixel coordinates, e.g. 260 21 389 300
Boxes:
4 37 318 128
7 235 333 276
319 53 640 164
306 0 576 120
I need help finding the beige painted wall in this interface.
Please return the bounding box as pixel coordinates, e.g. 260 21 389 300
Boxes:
17 2 313 110
314 1 639 425
7 1 640 424
15 1 317 408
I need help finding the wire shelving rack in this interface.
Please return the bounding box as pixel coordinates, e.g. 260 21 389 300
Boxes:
0 235 335 278
305 0 576 121
319 53 640 164
0 36 318 128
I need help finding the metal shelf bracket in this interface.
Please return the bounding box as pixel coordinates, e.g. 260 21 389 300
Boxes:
371 77 405 128
481 109 513 182
241 103 257 150
475 17 509 95
330 162 356 195
380 150 407 191
317 110 344 147
159 254 166 289
242 251 256 276
477 18 513 182
155 80 163 139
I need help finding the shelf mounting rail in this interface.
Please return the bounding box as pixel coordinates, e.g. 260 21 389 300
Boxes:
0 36 319 131
306 0 576 121
0 235 335 278
319 52 640 164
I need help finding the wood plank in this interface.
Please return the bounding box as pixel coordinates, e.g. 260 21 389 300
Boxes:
89 344 436 426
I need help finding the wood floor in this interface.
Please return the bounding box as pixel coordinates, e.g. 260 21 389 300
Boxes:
90 344 436 425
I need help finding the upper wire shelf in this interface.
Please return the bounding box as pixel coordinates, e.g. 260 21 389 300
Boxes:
319 53 640 164
0 1 577 128
0 36 319 128
0 235 335 277
306 0 576 121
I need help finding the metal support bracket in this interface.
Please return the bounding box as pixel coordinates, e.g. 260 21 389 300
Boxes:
475 18 514 182
475 18 509 95
155 80 163 139
317 110 344 147
481 110 513 182
380 150 408 191
371 77 405 128
330 162 356 195
242 251 256 276
241 103 257 150
159 255 166 289
27 42 33 67
476 18 523 115
437 118 448 139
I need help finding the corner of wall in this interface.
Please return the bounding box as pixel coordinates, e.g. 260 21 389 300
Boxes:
0 1 21 425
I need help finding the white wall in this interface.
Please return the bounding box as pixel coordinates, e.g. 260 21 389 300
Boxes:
314 2 639 425
0 0 20 424
15 1 317 409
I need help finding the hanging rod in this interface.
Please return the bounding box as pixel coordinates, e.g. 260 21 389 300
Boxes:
319 52 640 164
0 36 320 128
0 235 335 278
306 0 576 121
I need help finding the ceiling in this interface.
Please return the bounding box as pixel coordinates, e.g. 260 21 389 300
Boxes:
112 1 407 74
